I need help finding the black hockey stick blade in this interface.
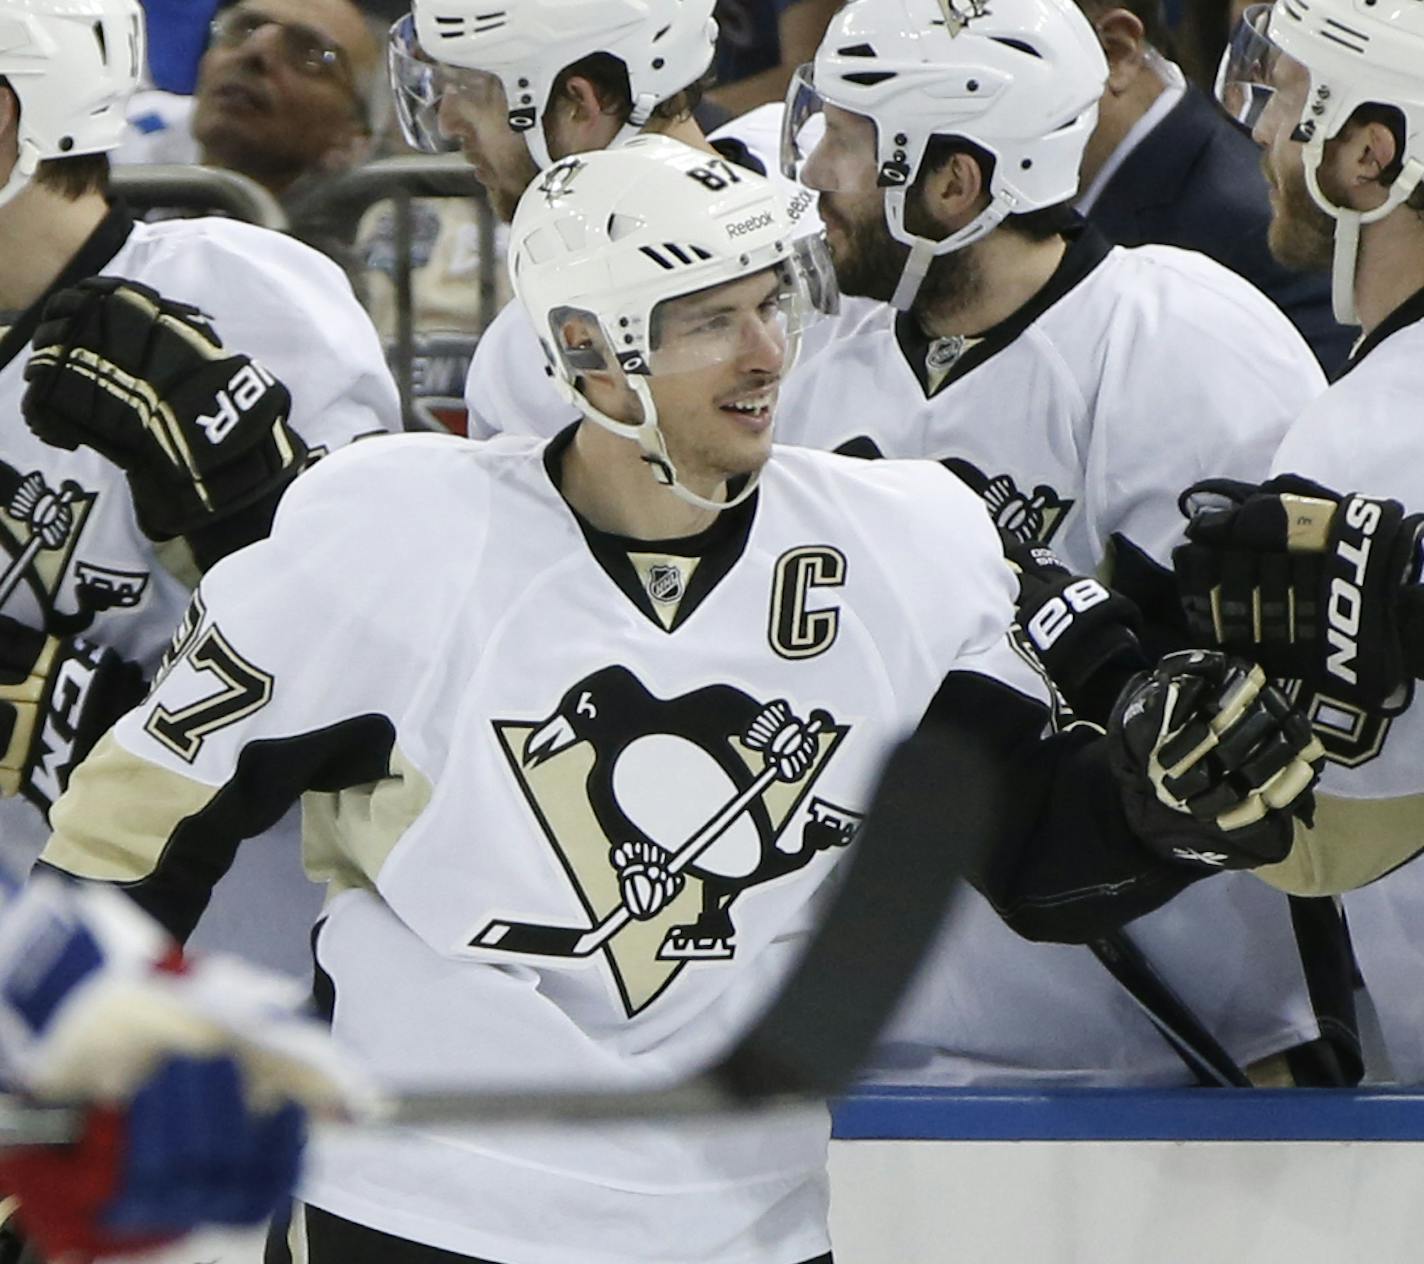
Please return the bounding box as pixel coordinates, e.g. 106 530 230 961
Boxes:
713 723 1000 1101
0 726 999 1144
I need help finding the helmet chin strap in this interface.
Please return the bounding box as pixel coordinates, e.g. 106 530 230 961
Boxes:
1305 149 1424 326
549 374 762 514
884 185 1015 311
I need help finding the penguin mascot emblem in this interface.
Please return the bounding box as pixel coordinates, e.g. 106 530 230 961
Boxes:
480 666 854 1015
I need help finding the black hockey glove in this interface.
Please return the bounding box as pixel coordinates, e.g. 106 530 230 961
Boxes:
1108 650 1325 871
1174 475 1424 712
1003 536 1147 725
0 616 147 815
21 278 308 542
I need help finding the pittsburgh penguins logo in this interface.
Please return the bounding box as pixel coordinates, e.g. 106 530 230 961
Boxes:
938 0 991 36
477 666 855 1017
538 156 586 202
0 461 141 633
943 458 1073 546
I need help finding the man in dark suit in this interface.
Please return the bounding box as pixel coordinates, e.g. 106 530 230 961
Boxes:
1072 0 1353 374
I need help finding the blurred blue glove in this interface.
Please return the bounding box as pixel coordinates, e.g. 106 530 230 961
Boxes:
0 1054 304 1261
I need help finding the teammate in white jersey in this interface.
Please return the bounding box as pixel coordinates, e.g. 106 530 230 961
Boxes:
388 0 827 443
0 0 398 977
769 0 1355 1088
36 138 1321 1263
1165 0 1424 1081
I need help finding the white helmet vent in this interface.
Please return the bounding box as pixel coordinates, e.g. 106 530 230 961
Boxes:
92 20 107 64
607 212 646 241
1320 18 1368 54
433 11 509 40
991 37 1042 58
638 242 714 270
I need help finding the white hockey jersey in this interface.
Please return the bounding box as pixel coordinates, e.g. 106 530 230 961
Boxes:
0 206 399 971
777 226 1335 1085
41 430 1194 1261
463 103 827 442
1252 293 1424 1082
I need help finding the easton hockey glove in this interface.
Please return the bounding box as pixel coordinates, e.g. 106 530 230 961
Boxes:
0 616 147 815
1108 650 1325 870
1174 475 1424 712
1003 535 1147 724
21 278 307 542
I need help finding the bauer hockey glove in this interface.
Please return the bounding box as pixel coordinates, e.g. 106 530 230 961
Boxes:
21 277 308 542
1108 650 1325 870
1003 535 1147 725
0 1055 304 1263
1174 475 1424 712
0 616 147 815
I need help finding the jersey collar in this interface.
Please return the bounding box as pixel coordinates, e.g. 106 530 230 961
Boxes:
1335 282 1424 381
542 423 760 633
0 200 136 377
892 218 1113 400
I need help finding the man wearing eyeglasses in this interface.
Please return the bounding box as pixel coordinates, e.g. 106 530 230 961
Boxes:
192 0 379 199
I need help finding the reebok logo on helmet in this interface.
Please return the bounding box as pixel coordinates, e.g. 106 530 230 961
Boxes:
725 211 774 239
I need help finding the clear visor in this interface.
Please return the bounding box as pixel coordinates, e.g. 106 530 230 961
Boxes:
549 239 839 385
1214 3 1283 131
781 65 885 193
389 13 506 154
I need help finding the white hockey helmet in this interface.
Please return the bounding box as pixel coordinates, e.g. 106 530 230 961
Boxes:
1217 1 1424 324
781 0 1106 308
390 0 718 169
508 134 837 511
0 0 144 209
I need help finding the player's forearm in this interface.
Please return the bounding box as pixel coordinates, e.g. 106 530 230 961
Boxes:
919 672 1201 943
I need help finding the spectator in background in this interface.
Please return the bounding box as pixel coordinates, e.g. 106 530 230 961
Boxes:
708 0 842 116
120 0 381 269
1071 0 1353 373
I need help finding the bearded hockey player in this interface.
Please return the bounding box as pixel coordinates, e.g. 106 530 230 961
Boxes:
770 0 1356 1090
1169 0 1424 1081
389 0 831 442
0 0 397 975
35 138 1321 1263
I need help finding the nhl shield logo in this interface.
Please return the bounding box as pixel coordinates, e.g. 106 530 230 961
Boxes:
646 563 682 605
476 667 858 1017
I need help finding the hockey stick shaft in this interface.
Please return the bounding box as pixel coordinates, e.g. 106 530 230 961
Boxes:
1089 931 1250 1088
0 725 990 1146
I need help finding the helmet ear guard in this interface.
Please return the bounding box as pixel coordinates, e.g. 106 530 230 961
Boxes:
0 0 145 208
396 0 718 169
1218 1 1424 324
781 0 1106 310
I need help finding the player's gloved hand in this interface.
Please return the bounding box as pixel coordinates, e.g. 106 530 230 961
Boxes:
21 277 307 541
1174 475 1424 712
1003 534 1146 723
0 616 147 814
0 873 374 1119
1108 650 1325 870
0 1054 304 1264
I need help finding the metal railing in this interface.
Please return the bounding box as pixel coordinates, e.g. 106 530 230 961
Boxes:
109 156 498 431
110 164 289 231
